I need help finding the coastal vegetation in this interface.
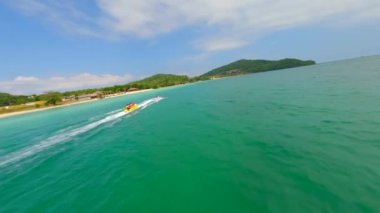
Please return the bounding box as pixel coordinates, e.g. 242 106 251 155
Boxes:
59 74 190 97
0 93 33 106
0 58 315 114
42 92 63 106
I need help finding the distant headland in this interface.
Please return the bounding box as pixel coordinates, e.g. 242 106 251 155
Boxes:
202 58 315 77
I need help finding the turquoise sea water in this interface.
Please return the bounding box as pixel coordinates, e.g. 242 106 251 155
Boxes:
1 56 380 212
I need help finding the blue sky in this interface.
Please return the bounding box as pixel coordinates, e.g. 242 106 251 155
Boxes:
0 0 379 94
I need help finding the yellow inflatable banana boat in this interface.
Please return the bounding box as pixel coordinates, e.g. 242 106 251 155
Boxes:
124 103 138 113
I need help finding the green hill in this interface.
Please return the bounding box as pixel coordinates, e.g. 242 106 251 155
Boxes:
126 74 190 89
202 58 316 77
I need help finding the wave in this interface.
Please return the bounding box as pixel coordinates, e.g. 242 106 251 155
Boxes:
0 97 164 168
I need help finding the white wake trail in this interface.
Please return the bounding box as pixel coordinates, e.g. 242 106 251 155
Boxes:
0 97 164 168
106 109 123 115
138 96 164 109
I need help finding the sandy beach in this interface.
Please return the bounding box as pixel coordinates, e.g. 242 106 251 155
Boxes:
0 89 153 119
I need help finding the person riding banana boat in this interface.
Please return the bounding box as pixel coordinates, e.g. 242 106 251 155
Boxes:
124 96 161 113
124 103 138 113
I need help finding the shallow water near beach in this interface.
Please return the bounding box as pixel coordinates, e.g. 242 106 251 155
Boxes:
1 56 380 212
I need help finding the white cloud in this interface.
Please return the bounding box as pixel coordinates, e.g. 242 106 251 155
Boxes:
0 73 133 95
97 0 380 49
15 76 39 81
6 0 380 50
195 37 248 52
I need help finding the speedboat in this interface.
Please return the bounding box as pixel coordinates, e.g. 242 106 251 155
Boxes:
124 103 138 113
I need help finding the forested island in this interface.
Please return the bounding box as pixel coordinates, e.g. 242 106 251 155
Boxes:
0 58 315 114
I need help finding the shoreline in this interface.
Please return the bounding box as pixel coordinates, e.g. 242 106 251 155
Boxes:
0 89 153 119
